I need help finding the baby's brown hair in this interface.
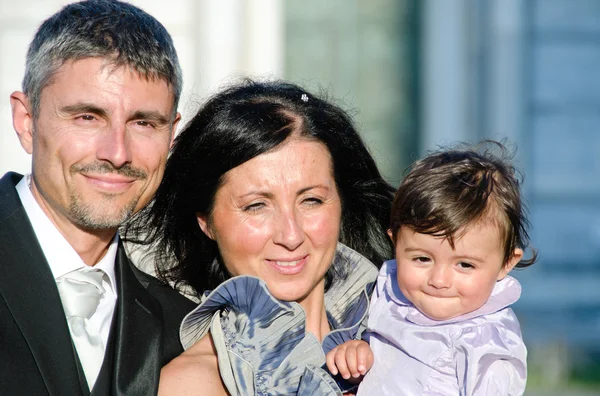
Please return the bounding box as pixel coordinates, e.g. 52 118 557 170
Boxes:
390 140 537 268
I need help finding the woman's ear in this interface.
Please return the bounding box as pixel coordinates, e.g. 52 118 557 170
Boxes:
387 229 394 242
497 248 523 280
196 213 214 240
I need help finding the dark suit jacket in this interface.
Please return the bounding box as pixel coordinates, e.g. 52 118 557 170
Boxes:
0 172 196 396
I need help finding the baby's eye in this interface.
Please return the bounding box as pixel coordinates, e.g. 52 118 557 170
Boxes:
457 262 475 270
414 256 431 263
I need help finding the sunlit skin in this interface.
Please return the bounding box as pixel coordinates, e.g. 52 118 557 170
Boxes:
10 57 180 265
159 138 343 396
393 221 523 321
197 137 342 337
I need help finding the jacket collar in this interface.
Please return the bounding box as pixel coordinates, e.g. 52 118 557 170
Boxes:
0 173 166 396
109 243 164 395
0 172 84 396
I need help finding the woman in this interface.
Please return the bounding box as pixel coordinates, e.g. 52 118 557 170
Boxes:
129 80 394 395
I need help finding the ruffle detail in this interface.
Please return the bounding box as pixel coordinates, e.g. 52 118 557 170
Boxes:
297 365 344 396
179 243 378 395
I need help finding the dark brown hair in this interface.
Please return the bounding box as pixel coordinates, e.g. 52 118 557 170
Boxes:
125 79 395 294
389 140 537 268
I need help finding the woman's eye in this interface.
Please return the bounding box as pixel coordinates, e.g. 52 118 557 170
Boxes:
243 202 265 213
303 197 324 206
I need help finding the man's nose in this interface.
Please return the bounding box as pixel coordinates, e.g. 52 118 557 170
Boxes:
96 123 132 168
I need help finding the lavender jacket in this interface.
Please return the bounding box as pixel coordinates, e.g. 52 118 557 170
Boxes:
358 260 527 396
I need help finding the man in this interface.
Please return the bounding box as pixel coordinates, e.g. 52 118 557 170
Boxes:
0 1 195 395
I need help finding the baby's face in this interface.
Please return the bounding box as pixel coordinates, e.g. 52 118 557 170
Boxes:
393 222 522 321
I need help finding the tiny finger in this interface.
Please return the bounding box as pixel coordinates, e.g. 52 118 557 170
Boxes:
334 350 352 379
325 350 339 375
344 346 360 378
356 343 373 374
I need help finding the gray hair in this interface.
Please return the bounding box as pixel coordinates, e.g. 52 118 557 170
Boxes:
23 0 182 120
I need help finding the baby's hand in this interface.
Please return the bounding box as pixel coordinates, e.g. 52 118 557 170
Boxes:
325 340 374 382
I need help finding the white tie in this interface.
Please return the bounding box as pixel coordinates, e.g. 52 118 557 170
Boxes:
57 269 106 390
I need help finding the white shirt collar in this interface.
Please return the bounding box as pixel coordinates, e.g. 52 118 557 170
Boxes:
15 174 118 293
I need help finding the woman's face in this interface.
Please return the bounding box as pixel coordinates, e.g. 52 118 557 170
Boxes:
197 138 342 306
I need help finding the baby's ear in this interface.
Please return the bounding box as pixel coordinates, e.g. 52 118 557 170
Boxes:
497 248 523 280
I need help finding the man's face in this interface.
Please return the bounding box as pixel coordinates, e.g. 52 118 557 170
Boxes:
15 57 179 233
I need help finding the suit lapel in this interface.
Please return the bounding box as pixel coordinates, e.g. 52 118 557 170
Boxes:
0 173 83 396
90 315 116 396
111 244 163 395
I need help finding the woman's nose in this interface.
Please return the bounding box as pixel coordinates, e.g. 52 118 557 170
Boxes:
272 209 305 250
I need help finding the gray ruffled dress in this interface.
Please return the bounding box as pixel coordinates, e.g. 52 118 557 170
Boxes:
179 243 379 395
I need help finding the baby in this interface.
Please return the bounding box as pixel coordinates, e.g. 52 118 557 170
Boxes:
327 141 537 395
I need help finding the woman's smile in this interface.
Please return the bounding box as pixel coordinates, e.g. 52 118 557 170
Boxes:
266 255 308 274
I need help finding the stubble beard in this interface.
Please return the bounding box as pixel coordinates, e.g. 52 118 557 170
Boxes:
68 189 140 230
67 162 148 230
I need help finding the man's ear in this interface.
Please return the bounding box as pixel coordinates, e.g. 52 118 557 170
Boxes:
10 91 34 154
169 112 181 148
497 248 523 280
196 213 214 240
